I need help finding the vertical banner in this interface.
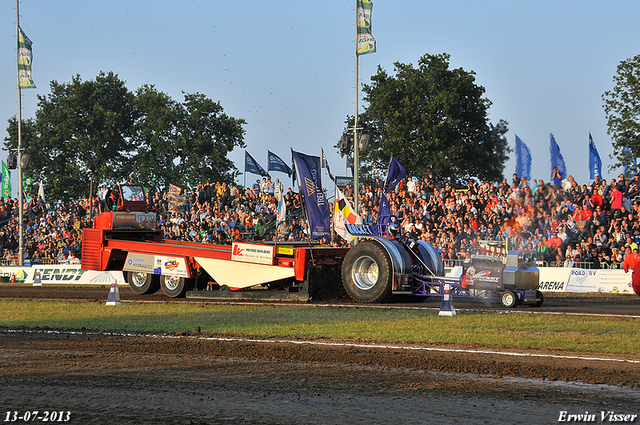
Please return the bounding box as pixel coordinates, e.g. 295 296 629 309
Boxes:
515 135 532 181
18 27 36 89
356 0 376 55
1 161 11 199
588 133 602 179
292 150 331 239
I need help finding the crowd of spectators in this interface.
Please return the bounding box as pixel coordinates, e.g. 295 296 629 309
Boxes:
1 171 639 270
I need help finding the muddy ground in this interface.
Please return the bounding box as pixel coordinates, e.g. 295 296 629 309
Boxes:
1 285 639 424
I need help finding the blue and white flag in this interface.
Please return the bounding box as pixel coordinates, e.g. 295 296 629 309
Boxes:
549 134 567 181
267 150 292 177
245 151 270 178
588 133 602 180
624 146 637 176
515 135 532 181
292 150 331 239
277 193 286 223
321 147 335 182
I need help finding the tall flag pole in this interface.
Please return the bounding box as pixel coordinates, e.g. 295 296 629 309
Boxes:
354 0 376 223
16 0 36 266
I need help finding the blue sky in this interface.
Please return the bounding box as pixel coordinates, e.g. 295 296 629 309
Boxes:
2 1 639 191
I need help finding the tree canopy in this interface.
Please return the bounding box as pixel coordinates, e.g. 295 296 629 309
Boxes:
603 54 640 173
351 53 509 185
4 72 246 200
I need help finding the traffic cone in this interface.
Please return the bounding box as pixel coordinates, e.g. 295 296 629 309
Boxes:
106 282 121 306
33 270 42 287
439 284 456 316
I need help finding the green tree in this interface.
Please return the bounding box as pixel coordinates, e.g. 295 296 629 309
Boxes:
5 73 247 200
131 84 181 191
603 54 640 173
5 71 136 201
173 92 246 187
354 53 509 185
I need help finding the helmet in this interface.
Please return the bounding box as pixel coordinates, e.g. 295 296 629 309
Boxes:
388 223 399 238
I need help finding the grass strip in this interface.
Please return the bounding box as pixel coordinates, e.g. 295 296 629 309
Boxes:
0 300 638 356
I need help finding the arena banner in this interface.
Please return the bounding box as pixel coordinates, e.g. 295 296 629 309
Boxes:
537 267 633 294
537 268 571 292
0 265 125 286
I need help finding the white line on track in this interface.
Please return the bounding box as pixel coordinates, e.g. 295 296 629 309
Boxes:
4 328 640 365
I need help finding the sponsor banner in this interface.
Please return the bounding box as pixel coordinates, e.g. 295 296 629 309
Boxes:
232 242 274 265
113 212 156 230
538 267 633 294
462 262 503 290
345 223 379 237
123 253 155 273
154 256 188 277
0 265 125 285
537 268 571 292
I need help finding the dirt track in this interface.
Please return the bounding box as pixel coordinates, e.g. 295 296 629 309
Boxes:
1 285 640 424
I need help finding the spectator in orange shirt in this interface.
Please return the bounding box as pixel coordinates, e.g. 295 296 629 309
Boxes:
622 247 640 297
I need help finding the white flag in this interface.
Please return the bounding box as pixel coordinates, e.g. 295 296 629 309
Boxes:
277 193 286 222
38 181 46 203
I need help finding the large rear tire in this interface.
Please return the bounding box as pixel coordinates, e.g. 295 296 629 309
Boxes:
127 271 159 295
341 240 393 303
160 275 191 298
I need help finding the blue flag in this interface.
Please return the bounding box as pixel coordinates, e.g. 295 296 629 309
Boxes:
292 150 331 239
588 133 602 180
378 156 405 220
549 134 567 181
245 151 270 178
384 156 406 194
267 150 292 177
515 135 532 181
379 191 391 218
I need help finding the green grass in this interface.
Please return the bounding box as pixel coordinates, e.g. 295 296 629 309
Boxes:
1 300 638 356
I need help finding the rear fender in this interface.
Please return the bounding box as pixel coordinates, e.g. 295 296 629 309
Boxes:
365 238 413 291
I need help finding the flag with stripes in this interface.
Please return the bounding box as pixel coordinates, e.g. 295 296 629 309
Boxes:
18 27 36 89
356 0 376 55
334 186 362 241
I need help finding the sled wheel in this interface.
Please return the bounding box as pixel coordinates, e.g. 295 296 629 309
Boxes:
341 240 392 303
500 290 518 308
533 290 544 307
160 275 190 298
127 271 159 295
